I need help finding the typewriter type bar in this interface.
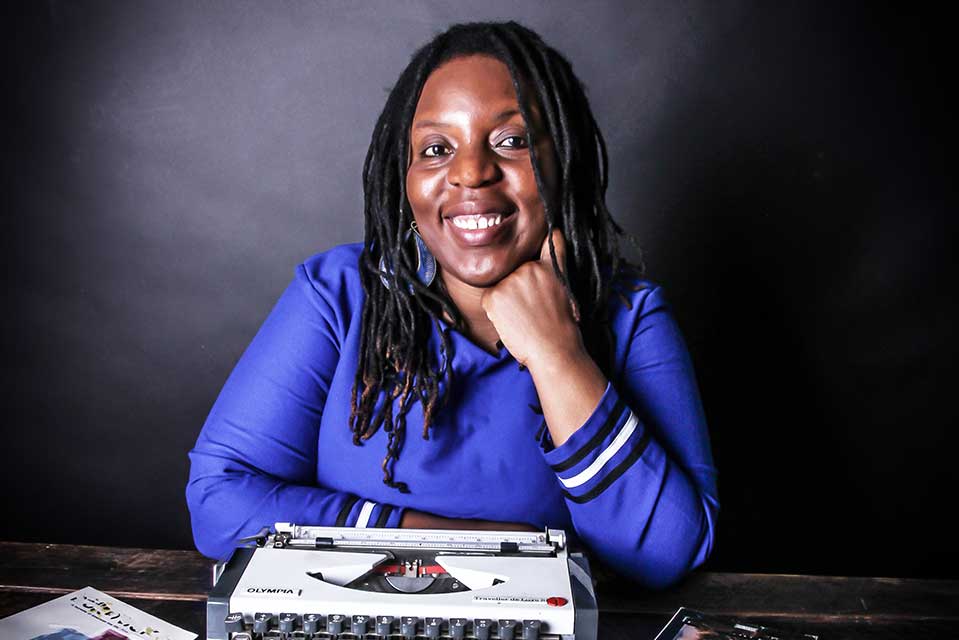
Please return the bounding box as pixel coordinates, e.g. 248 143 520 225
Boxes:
271 523 563 555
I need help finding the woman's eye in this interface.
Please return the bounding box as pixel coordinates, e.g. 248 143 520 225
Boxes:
423 144 450 157
497 135 529 149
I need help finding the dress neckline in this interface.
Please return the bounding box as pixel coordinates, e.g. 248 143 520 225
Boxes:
435 316 510 364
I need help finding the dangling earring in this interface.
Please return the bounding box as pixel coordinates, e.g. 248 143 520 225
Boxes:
410 220 436 287
377 218 436 290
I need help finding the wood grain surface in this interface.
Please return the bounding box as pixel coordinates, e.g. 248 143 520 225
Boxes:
2 542 956 639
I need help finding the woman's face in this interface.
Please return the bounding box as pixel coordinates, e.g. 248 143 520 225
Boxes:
406 54 557 290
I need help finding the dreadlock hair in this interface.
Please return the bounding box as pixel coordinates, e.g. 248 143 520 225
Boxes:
350 21 633 492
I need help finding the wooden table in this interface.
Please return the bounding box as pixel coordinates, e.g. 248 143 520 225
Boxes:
1 542 956 639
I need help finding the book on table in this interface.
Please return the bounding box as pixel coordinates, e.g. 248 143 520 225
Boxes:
0 586 196 640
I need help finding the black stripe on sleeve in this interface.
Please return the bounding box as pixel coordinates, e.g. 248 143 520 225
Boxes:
374 504 394 528
335 495 359 526
562 430 651 504
550 399 627 473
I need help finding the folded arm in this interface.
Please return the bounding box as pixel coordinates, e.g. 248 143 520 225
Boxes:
186 265 404 560
533 285 719 588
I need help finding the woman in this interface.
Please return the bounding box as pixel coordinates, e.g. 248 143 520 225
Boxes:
187 21 718 589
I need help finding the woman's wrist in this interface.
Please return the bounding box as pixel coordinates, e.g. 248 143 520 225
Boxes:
525 338 593 380
526 342 608 447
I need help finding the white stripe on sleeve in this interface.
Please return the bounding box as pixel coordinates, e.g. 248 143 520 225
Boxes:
355 500 377 528
559 412 639 489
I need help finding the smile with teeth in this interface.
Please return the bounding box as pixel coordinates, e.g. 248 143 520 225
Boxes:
450 213 504 230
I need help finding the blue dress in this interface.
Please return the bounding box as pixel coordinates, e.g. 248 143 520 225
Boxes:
187 243 718 588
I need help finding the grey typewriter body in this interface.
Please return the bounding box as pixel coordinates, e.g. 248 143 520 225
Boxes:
208 523 597 640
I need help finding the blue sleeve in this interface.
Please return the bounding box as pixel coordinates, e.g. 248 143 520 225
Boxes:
186 263 404 561
541 286 718 588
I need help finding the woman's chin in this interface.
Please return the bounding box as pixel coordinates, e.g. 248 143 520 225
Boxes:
441 265 512 290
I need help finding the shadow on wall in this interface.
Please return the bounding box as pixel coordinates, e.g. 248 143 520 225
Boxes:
615 4 954 577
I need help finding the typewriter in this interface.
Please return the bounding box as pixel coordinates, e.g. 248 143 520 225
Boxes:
207 523 597 640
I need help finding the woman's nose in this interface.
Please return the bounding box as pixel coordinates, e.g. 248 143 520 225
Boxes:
446 145 500 188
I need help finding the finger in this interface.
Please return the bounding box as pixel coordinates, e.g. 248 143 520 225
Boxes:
539 227 567 274
538 229 579 322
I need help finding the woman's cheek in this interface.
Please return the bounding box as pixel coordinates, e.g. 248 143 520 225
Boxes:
407 164 445 209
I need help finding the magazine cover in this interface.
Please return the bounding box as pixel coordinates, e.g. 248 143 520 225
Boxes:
0 587 197 640
654 607 820 640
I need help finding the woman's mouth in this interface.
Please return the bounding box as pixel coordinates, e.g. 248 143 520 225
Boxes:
441 199 517 247
450 213 504 230
444 211 515 247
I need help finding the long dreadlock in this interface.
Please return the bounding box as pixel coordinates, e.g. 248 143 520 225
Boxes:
350 22 633 492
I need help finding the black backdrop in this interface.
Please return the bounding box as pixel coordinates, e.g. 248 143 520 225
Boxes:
6 1 956 580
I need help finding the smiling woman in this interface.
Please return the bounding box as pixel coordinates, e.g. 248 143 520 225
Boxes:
407 55 555 293
186 21 718 588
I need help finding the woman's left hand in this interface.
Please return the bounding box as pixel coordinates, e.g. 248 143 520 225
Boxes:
481 229 584 370
483 228 607 445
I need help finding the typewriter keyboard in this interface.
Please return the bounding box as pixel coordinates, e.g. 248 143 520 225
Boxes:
224 612 551 639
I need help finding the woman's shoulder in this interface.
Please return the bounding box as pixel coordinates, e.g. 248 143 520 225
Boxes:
606 264 668 321
292 242 365 316
300 242 364 279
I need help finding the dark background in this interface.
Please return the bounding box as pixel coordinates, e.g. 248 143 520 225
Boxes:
5 1 956 580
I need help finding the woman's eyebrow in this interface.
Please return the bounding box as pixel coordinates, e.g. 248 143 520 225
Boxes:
412 108 534 131
412 119 452 130
494 108 522 121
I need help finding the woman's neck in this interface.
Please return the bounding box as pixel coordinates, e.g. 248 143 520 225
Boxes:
441 272 501 354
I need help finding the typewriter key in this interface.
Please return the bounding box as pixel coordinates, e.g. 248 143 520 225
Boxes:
300 613 321 635
400 616 418 639
231 634 252 640
253 612 274 634
375 615 395 635
225 612 245 634
497 619 517 640
352 614 371 635
521 619 541 640
449 618 467 639
278 613 299 634
327 614 345 635
425 617 442 639
473 619 492 640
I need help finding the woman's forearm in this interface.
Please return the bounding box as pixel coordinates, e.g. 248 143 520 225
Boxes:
526 343 608 447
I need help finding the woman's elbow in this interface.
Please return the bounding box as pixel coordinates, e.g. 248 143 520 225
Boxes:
606 496 718 589
643 497 718 588
186 476 238 561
